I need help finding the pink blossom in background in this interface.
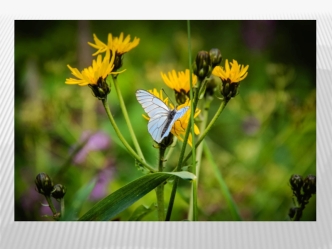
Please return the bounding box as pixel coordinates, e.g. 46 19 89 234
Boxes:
89 160 115 201
73 130 111 164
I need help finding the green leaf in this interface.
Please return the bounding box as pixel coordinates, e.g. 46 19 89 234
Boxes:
79 171 195 221
60 178 96 221
163 171 196 181
128 204 157 221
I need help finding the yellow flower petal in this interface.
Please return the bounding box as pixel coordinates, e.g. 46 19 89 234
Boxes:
160 69 197 94
88 32 140 56
212 59 249 83
65 49 121 86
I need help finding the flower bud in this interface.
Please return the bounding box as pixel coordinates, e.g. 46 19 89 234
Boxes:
175 89 189 105
220 80 239 100
289 174 303 192
193 51 212 80
35 173 54 196
302 175 316 196
51 184 66 200
112 52 124 72
89 77 110 100
209 48 222 68
205 75 220 97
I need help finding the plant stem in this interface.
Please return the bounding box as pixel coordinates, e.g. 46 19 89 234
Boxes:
45 195 57 215
203 141 242 221
111 76 146 162
188 97 210 220
183 98 229 164
101 98 156 173
44 195 60 220
165 91 199 220
156 146 166 221
165 70 202 221
187 19 198 221
60 198 65 218
164 137 177 165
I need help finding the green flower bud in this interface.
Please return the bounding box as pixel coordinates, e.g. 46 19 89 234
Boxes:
35 173 54 196
220 79 239 100
193 51 212 80
51 184 66 200
209 48 222 68
302 175 316 196
205 75 220 97
175 89 189 105
89 77 110 100
112 51 124 73
289 174 303 193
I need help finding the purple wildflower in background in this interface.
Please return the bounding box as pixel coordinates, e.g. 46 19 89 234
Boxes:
73 130 111 164
89 159 115 201
21 186 43 211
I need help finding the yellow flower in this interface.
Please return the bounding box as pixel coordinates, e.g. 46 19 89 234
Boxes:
143 89 200 147
65 50 119 86
88 32 140 56
161 69 198 94
212 59 249 83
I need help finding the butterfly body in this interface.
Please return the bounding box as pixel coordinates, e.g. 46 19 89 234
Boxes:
136 90 189 143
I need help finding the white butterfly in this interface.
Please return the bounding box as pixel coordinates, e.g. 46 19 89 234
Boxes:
136 90 190 143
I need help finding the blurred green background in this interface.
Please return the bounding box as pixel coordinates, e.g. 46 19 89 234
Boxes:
15 20 316 221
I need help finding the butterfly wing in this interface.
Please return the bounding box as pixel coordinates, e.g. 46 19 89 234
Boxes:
159 106 190 141
148 115 169 143
136 90 170 118
136 90 171 143
148 106 190 143
136 90 190 143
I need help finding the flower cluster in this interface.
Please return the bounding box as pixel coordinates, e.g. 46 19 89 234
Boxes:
289 174 316 221
35 172 66 220
65 33 139 99
138 48 249 146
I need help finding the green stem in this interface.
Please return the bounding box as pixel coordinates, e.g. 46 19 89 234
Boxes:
203 141 242 221
45 195 57 215
164 137 177 165
165 56 204 221
44 195 60 220
101 98 156 173
188 97 210 220
165 84 200 221
60 198 65 218
156 146 166 221
188 19 198 221
183 98 229 164
111 76 146 162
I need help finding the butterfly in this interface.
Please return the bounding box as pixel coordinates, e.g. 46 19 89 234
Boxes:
136 90 190 143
